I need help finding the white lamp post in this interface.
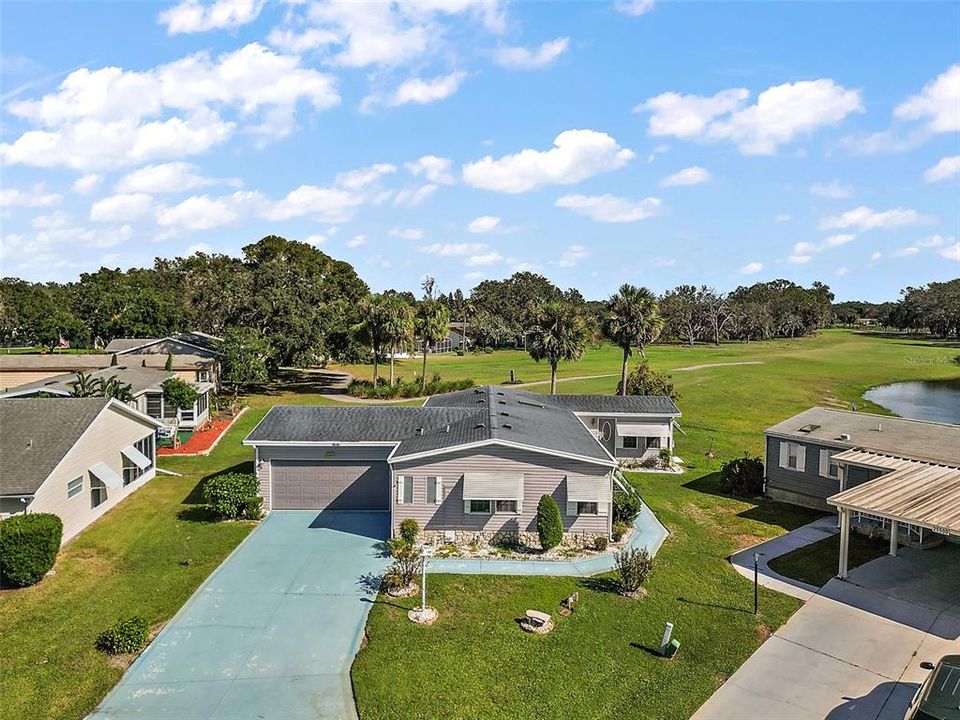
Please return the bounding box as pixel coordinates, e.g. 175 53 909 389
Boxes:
408 547 438 625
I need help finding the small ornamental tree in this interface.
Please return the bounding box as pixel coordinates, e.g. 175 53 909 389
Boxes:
615 547 654 594
161 377 199 437
399 518 420 545
616 361 680 402
110 353 118 366
221 326 270 406
0 513 63 588
97 617 149 655
384 538 423 591
164 353 173 371
536 495 563 551
719 455 765 497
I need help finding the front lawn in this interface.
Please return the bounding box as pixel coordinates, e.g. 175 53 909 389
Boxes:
768 532 891 588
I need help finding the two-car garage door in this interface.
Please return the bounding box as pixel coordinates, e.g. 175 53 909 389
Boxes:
271 460 390 511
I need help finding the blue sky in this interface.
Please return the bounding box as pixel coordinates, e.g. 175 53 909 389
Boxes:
1 0 958 301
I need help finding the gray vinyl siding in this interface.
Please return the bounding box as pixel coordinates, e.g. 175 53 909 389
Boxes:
390 445 612 537
764 435 845 511
256 445 394 511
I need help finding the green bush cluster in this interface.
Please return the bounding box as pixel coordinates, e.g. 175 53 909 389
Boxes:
536 495 564 551
384 537 423 590
613 490 643 524
612 521 629 542
202 473 261 519
594 536 608 552
615 547 654 593
96 617 149 655
399 518 420 544
0 513 62 588
347 375 475 399
719 455 765 497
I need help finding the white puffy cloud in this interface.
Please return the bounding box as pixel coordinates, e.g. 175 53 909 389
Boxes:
790 233 856 260
493 38 568 70
916 234 948 248
304 234 327 246
555 194 661 223
156 192 253 230
891 246 920 258
558 244 589 268
393 184 439 207
116 162 236 194
924 155 960 183
366 71 466 111
335 163 397 190
186 242 213 255
89 193 155 222
810 180 852 199
71 174 103 194
661 166 711 187
0 187 62 208
347 234 368 248
774 213 792 222
266 27 340 54
2 212 134 272
463 129 634 193
2 43 339 170
940 242 960 261
787 254 811 265
615 0 654 16
389 227 424 240
158 0 266 34
636 80 862 155
263 185 363 223
406 155 454 184
466 251 504 266
420 242 489 256
467 215 501 233
739 262 763 275
819 206 930 231
894 64 960 133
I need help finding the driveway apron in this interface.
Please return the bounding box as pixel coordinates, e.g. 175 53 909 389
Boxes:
89 511 390 720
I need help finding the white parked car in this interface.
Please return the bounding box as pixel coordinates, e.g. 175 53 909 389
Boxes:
905 655 960 720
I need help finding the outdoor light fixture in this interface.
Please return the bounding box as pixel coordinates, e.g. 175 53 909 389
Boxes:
753 552 765 615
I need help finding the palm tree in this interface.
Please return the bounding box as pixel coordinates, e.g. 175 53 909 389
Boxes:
99 375 134 403
383 296 415 387
353 296 391 385
604 284 662 396
68 371 100 397
527 301 588 394
415 300 451 392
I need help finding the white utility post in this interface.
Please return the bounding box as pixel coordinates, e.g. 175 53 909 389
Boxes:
838 507 850 579
659 622 674 654
889 520 899 557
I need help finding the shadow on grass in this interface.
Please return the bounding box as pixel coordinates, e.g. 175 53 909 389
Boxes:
360 596 411 611
630 642 667 658
259 368 351 396
677 595 752 615
177 505 218 523
578 576 622 594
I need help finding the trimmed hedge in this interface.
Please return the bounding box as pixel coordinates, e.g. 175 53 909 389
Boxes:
202 473 260 519
536 495 563 551
97 617 149 655
347 375 475 400
719 455 765 497
0 513 63 588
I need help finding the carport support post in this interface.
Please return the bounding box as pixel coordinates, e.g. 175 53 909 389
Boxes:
838 508 850 580
889 520 898 557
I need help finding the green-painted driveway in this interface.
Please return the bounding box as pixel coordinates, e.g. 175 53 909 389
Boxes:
90 512 390 720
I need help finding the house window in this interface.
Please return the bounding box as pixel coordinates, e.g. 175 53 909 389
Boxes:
427 476 442 505
647 437 661 449
622 436 639 450
122 455 138 485
198 370 210 383
495 500 517 513
468 499 492 514
135 434 155 469
786 443 801 469
576 501 599 515
67 476 84 499
146 393 162 418
91 480 106 508
396 476 413 504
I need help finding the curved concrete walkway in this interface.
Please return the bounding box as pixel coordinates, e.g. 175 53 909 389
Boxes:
428 502 669 576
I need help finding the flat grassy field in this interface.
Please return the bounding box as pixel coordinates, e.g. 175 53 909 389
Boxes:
768 532 891 588
352 330 960 720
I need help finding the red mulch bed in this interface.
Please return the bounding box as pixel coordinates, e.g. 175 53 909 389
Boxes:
157 417 235 455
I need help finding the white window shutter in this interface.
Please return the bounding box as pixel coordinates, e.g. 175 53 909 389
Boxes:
567 502 577 516
515 500 523 515
598 502 608 517
779 441 789 468
396 476 405 505
819 449 830 478
797 445 806 473
464 500 472 514
434 477 443 505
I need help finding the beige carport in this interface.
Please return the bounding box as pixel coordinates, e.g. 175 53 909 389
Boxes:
828 458 960 579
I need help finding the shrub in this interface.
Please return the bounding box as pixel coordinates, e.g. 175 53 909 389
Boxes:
612 521 629 542
96 617 149 655
202 473 260 519
658 447 673 469
241 496 263 520
455 350 464 356
719 455 765 497
615 547 654 593
616 361 680 401
383 538 423 590
0 513 63 588
346 376 475 400
536 495 563 551
483 346 494 354
613 489 643 524
399 518 420 544
594 536 608 552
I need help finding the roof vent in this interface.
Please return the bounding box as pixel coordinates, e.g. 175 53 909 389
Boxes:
443 424 450 433
474 422 486 429
840 433 851 441
518 399 544 408
416 427 424 436
500 411 509 417
502 422 512 429
798 423 820 433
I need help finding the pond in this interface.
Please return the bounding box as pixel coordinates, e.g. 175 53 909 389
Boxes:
862 379 960 424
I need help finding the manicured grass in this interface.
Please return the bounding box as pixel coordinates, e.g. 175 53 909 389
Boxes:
352 330 959 720
768 532 891 588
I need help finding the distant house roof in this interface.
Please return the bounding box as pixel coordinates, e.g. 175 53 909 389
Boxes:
246 386 681 465
765 407 960 467
103 338 158 353
0 365 176 399
0 353 213 372
104 332 223 357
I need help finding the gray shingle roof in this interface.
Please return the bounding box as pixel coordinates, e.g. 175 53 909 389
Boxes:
104 338 159 353
766 407 960 467
1 365 175 398
245 386 679 464
0 354 213 372
0 398 112 495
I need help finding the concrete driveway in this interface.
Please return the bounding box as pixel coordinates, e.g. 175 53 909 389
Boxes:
693 544 960 720
90 511 390 720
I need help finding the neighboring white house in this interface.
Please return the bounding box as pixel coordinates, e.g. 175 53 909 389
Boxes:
0 398 162 543
0 365 213 430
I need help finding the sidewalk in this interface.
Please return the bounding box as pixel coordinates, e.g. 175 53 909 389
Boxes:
728 515 838 601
